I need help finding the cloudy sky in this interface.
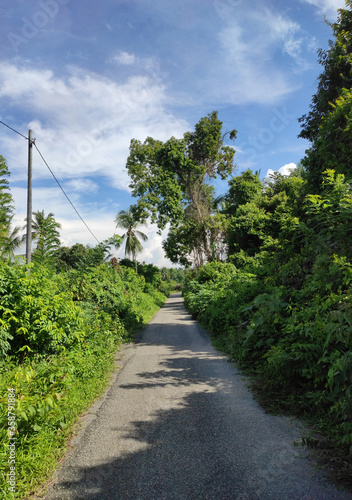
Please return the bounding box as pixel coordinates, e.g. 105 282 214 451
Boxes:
0 0 347 266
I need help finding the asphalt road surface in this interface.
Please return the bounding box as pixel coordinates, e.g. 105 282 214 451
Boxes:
44 293 352 500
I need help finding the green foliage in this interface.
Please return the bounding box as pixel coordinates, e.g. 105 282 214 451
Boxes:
184 261 262 345
0 157 14 239
29 210 61 267
55 243 97 270
0 156 22 261
303 170 352 260
228 201 271 255
0 262 85 358
120 258 161 288
226 168 305 258
299 2 352 143
303 89 352 188
225 169 263 216
127 111 236 265
0 257 167 497
159 266 185 293
162 220 197 267
115 209 148 263
184 166 352 455
161 266 185 284
54 236 123 271
299 3 352 189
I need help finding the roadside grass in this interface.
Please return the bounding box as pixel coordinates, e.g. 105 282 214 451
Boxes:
0 337 118 499
0 292 166 500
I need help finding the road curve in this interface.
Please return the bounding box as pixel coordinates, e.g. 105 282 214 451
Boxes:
44 293 351 500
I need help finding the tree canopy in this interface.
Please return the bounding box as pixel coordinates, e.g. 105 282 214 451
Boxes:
299 1 352 189
126 111 236 266
299 1 352 143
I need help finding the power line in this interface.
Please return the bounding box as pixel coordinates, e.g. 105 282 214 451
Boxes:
0 119 100 244
34 143 100 244
0 119 28 140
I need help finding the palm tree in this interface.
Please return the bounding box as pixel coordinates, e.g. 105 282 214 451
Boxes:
0 155 21 260
114 209 148 269
26 210 61 266
0 225 23 260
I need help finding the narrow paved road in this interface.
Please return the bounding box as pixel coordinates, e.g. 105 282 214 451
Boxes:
45 294 351 499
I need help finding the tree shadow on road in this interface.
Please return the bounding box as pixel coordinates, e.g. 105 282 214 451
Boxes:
47 388 326 500
44 296 352 500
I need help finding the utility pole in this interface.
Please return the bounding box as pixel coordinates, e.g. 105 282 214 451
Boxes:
26 129 34 265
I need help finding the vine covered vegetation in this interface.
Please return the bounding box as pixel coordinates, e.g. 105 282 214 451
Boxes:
0 256 181 498
183 169 352 455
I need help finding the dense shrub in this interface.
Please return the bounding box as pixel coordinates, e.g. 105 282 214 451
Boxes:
0 263 85 358
0 260 167 498
183 171 352 454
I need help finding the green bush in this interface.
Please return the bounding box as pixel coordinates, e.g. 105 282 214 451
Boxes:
0 263 85 358
0 260 167 498
183 225 352 453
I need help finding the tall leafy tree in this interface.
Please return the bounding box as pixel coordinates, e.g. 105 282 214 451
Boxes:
225 169 307 259
114 209 148 265
299 2 352 188
302 88 352 188
0 156 21 259
299 2 352 142
126 111 236 266
29 210 61 266
224 169 263 217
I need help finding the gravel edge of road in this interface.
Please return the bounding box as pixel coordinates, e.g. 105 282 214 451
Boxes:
33 294 352 498
30 343 137 499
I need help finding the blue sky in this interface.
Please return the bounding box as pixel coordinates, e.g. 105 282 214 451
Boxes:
0 0 347 266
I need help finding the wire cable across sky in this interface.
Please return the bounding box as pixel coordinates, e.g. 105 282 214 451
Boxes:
0 120 100 244
0 120 29 141
34 143 100 243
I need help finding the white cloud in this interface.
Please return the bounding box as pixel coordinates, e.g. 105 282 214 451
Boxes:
218 25 290 104
269 13 300 39
11 186 97 227
64 178 99 193
109 51 166 83
279 162 297 176
264 162 297 183
0 62 189 190
263 9 312 71
216 8 311 105
300 0 346 20
112 51 136 65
